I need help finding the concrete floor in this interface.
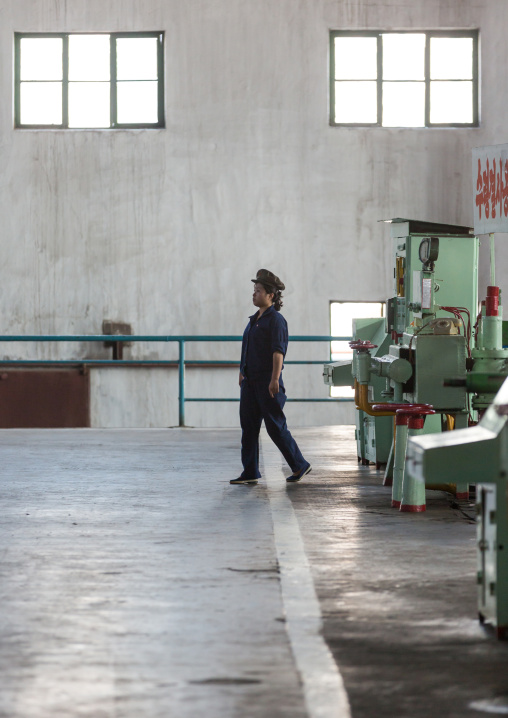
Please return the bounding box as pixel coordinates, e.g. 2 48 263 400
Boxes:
1 425 508 718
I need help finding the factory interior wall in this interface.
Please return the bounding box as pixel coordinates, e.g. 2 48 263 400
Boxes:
0 0 506 427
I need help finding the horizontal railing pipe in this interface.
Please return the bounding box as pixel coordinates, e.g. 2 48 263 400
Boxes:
0 359 332 367
0 335 351 342
185 398 354 403
0 334 354 426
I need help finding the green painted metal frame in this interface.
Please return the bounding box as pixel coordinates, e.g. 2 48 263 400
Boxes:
0 334 352 426
14 31 165 130
329 29 479 128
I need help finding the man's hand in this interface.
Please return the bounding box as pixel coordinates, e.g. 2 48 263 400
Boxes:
239 372 244 387
269 378 279 398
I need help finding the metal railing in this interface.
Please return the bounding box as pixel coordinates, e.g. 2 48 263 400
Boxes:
0 334 353 426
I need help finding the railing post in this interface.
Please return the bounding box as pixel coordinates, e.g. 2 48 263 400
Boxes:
179 339 185 427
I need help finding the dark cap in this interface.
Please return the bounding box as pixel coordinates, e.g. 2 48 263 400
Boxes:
251 268 285 291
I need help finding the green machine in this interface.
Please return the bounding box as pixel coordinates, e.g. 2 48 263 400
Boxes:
324 218 479 485
405 272 508 636
351 317 392 469
407 377 508 638
387 218 478 435
324 216 508 635
322 321 392 469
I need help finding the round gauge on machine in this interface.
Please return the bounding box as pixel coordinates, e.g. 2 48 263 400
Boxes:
419 237 439 266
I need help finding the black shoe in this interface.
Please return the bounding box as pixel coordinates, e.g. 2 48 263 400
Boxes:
286 463 312 483
230 476 259 485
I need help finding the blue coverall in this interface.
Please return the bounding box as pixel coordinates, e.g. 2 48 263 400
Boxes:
239 305 307 479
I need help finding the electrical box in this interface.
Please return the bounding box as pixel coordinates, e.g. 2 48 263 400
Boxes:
395 333 468 411
389 218 478 335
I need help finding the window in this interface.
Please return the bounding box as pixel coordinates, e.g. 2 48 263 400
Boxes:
330 301 385 398
14 32 164 129
330 31 478 127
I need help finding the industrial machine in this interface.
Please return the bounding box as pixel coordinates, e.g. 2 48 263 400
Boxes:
346 317 392 469
324 218 479 504
407 377 508 638
404 268 508 636
324 216 508 636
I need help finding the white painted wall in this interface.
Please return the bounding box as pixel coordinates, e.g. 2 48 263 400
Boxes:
1 0 507 427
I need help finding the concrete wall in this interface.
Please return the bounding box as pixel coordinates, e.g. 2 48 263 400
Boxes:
1 0 507 427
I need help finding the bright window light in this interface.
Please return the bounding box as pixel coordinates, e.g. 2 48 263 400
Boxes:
15 32 164 129
331 30 477 127
330 302 384 398
20 37 62 80
69 35 110 81
382 33 425 81
334 81 377 123
117 38 158 80
382 81 425 127
69 82 111 128
117 81 159 124
430 81 473 123
430 37 473 79
20 82 62 124
334 37 377 80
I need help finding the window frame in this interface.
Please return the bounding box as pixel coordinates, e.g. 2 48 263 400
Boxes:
14 31 165 130
329 299 386 398
329 29 479 128
329 299 386 359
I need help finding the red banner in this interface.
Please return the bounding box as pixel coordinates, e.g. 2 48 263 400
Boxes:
473 144 508 234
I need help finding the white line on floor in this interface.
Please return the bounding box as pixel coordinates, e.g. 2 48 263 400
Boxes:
261 430 351 718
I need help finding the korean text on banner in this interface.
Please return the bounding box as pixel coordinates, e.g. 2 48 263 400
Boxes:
473 144 508 234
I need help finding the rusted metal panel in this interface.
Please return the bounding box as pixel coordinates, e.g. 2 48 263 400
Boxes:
0 370 90 428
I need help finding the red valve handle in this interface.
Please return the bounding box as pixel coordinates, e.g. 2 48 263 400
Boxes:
396 406 435 416
349 340 378 352
395 405 435 429
371 403 432 413
371 402 435 427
